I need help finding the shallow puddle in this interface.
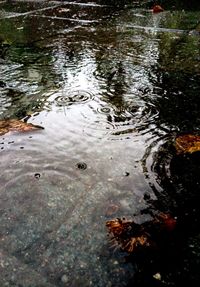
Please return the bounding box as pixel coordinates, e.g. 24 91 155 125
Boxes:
0 1 200 286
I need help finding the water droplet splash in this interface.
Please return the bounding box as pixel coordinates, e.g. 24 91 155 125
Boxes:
34 173 41 179
76 162 87 170
55 90 94 106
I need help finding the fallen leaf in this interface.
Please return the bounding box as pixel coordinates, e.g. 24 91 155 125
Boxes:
106 218 152 253
106 218 131 237
106 213 176 254
175 134 200 154
154 212 176 232
152 5 164 13
0 119 44 136
122 235 151 253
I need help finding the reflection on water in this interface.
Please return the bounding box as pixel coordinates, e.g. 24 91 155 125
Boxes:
1 0 200 286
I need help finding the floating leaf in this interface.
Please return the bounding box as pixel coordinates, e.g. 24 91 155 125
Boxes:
0 119 44 136
175 134 200 154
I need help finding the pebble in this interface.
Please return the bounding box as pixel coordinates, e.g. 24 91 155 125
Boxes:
153 273 161 280
61 274 69 283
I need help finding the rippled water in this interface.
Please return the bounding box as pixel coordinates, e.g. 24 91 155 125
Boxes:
0 1 200 286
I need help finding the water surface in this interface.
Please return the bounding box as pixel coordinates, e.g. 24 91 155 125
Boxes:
0 1 200 286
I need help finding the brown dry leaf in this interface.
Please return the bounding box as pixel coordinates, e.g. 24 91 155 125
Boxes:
106 213 176 254
122 235 150 253
106 218 151 253
175 134 200 154
0 119 44 136
106 218 132 237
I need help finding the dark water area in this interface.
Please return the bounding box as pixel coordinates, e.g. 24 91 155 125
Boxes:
0 1 200 286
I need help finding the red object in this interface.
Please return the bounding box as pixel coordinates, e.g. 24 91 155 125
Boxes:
157 213 177 232
152 5 164 13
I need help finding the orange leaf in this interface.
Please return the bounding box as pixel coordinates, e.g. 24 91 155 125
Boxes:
0 119 44 136
175 134 200 154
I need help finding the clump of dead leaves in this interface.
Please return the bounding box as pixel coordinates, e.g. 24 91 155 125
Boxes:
106 213 176 253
